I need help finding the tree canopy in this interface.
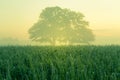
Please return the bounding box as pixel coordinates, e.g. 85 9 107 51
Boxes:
29 6 94 45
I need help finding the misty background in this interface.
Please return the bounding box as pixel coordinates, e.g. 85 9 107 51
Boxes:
0 0 120 45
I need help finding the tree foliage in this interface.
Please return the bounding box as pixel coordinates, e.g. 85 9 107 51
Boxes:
29 6 94 45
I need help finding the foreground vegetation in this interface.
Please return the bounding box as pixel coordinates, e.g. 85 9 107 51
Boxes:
0 45 120 80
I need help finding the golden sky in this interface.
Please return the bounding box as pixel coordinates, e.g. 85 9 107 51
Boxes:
0 0 120 43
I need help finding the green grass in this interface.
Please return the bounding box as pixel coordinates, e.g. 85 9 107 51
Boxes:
0 45 120 80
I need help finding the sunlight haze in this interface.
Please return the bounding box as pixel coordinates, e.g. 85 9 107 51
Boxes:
0 0 120 45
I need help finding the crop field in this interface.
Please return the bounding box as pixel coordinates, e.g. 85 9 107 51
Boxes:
0 45 120 80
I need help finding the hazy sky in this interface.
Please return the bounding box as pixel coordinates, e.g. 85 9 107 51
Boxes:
0 0 120 43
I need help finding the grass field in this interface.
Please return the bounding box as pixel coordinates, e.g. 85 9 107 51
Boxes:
0 45 120 80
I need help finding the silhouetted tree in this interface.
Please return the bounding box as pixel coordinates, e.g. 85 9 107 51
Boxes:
29 6 94 45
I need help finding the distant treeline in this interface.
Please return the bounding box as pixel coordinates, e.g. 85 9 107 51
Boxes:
0 38 29 46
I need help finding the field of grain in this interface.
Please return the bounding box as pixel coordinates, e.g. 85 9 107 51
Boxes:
0 45 120 80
